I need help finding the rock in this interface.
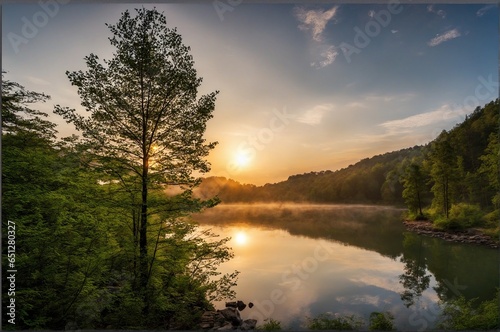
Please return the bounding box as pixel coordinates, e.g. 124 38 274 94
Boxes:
248 302 254 308
200 310 226 329
240 319 257 330
217 323 234 330
237 300 247 311
218 307 243 327
225 301 238 308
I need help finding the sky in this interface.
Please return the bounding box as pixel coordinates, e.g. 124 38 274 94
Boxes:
2 1 499 185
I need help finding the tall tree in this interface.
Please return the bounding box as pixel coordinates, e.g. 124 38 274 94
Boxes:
429 131 457 218
55 8 218 299
401 160 426 217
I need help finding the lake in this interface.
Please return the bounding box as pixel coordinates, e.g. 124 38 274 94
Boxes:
192 203 499 330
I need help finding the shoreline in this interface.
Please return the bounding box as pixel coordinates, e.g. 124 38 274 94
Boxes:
403 220 499 249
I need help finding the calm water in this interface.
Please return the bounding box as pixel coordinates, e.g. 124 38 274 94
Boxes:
192 204 499 330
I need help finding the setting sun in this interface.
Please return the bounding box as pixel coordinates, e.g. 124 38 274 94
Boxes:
234 231 248 246
234 151 251 169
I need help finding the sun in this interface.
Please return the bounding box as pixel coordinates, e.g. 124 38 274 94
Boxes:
234 231 248 246
234 150 251 168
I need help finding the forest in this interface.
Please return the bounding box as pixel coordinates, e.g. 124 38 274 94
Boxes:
2 6 499 330
2 8 238 330
197 99 499 234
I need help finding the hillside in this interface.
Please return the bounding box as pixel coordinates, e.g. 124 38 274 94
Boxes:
197 99 499 210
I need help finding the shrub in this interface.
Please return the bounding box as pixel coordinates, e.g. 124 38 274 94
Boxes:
306 313 363 330
449 203 483 228
438 292 500 330
257 318 282 330
482 209 499 228
433 203 483 230
434 216 462 230
369 311 395 331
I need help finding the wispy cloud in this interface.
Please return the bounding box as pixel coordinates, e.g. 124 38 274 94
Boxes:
391 29 398 34
312 45 338 68
294 6 338 42
296 104 334 125
427 5 446 18
294 6 339 68
379 104 462 133
368 10 376 18
476 4 496 17
27 75 50 86
428 28 461 47
364 93 415 103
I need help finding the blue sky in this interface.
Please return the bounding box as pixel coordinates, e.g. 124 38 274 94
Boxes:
2 2 498 185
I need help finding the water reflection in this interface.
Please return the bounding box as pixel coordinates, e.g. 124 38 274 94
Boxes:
399 233 431 308
193 204 499 330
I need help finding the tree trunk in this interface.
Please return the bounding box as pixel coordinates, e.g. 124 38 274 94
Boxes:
140 156 149 294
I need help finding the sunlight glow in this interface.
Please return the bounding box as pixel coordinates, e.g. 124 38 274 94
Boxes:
234 231 248 246
234 150 251 169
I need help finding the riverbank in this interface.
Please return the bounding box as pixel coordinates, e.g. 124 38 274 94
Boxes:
403 220 499 249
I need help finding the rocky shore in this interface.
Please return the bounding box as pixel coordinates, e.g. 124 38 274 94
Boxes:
403 220 499 249
200 301 257 331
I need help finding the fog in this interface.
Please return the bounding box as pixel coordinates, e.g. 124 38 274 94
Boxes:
193 203 407 258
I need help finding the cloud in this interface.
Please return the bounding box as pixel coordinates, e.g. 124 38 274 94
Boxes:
294 6 338 42
296 104 334 125
364 93 415 103
476 4 496 17
391 29 398 34
27 76 50 86
379 104 463 132
428 28 461 47
312 45 339 68
294 6 339 68
368 10 376 18
427 5 446 18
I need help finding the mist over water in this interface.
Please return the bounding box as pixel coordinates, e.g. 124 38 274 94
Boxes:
193 203 499 330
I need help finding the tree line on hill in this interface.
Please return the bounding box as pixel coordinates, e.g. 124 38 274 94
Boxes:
198 99 499 232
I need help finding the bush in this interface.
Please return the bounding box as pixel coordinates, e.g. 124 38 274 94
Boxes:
433 204 483 230
438 292 500 330
482 209 499 228
306 313 363 330
369 311 395 331
404 212 429 221
257 318 282 330
449 203 483 228
434 216 462 230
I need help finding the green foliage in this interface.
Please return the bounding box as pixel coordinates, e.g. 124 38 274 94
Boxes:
433 203 483 230
1 71 56 140
449 203 483 227
438 292 500 330
306 313 363 330
369 311 395 331
401 161 427 217
3 15 237 327
257 318 283 330
54 7 220 296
